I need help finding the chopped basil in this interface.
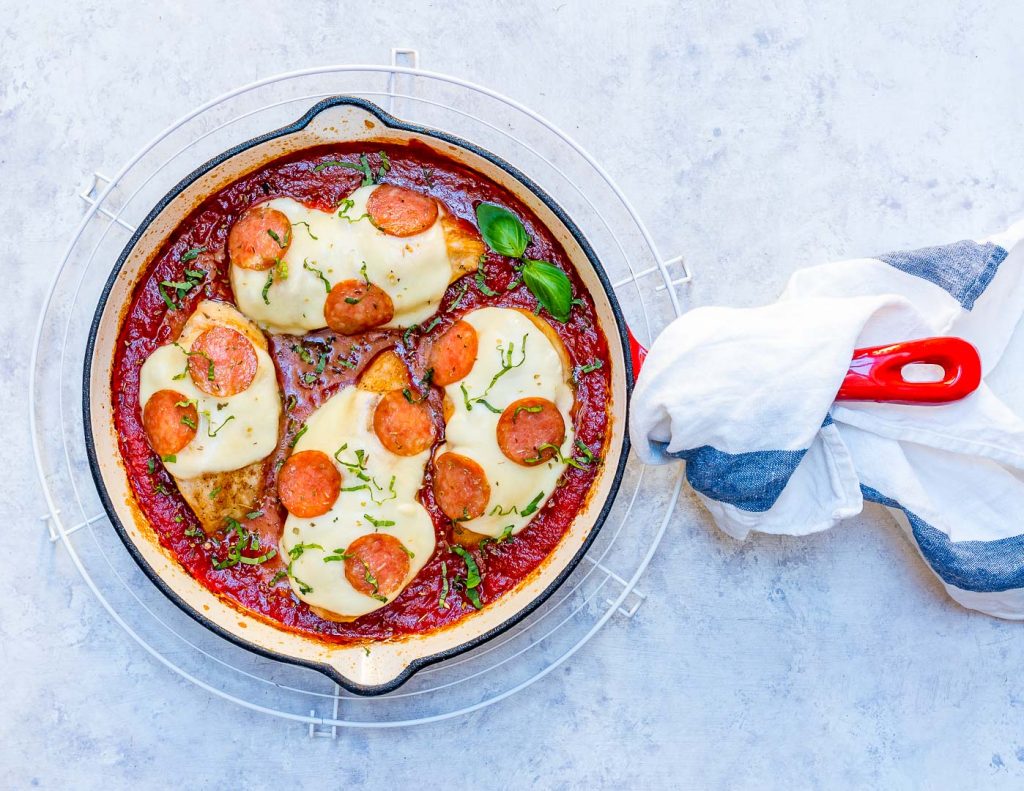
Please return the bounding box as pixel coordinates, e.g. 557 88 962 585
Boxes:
270 570 288 585
377 150 391 181
363 513 395 529
438 561 450 610
475 265 497 296
490 504 518 516
475 398 501 414
266 228 287 248
184 525 204 537
344 296 361 304
180 246 207 262
288 542 324 560
261 269 274 304
289 423 308 448
208 486 222 500
575 439 596 465
520 491 545 517
303 351 329 384
578 359 604 375
162 454 176 463
465 586 483 609
398 544 414 559
292 220 318 240
451 545 481 589
158 282 176 311
461 334 528 411
513 404 543 420
291 344 315 365
337 198 370 223
207 414 235 437
315 157 373 186
213 520 276 570
303 258 331 293
180 414 197 430
147 458 156 474
246 510 264 520
449 279 470 311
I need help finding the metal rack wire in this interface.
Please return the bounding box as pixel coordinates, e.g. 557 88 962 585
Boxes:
30 51 690 736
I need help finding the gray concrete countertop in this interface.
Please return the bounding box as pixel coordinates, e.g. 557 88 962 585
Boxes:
4 1 1024 788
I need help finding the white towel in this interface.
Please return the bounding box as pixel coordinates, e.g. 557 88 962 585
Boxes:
629 221 1024 619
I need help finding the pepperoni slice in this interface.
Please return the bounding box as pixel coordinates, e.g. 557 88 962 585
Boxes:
278 450 342 518
432 452 490 521
373 390 436 456
344 533 411 599
324 280 395 335
428 320 478 386
187 326 259 397
228 205 291 270
496 397 566 466
142 389 198 456
366 184 438 237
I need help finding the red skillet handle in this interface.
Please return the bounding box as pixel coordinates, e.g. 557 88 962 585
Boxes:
627 329 980 405
837 336 981 404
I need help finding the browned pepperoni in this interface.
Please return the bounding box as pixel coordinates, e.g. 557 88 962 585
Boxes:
344 533 411 599
227 205 292 270
278 450 341 518
142 389 198 456
324 280 395 335
366 184 438 237
428 320 478 386
373 390 436 456
187 326 259 397
496 397 566 466
432 452 490 521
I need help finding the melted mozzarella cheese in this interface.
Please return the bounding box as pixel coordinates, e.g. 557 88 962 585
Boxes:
440 307 575 538
279 387 435 617
230 186 453 334
138 300 281 480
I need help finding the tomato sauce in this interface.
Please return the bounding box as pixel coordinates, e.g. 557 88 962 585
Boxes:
110 141 613 644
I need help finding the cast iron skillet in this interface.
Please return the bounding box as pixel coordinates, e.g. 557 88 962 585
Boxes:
84 97 633 695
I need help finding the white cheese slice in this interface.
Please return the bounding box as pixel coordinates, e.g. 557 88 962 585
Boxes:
230 185 452 334
439 307 575 538
279 387 435 617
138 300 281 480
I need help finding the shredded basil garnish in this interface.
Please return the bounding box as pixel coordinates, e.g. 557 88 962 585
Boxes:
303 258 331 293
520 491 545 517
289 423 308 448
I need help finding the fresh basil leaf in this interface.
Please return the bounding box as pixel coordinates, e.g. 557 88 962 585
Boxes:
475 203 529 258
522 259 572 322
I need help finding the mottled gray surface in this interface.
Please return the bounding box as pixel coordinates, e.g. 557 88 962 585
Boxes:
4 0 1024 788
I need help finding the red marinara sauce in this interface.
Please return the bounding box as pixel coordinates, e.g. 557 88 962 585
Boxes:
111 141 613 644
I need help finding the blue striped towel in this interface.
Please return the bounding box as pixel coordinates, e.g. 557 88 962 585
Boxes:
630 221 1024 618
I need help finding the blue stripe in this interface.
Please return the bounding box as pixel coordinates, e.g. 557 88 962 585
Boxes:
862 485 1024 593
876 240 1007 310
671 445 807 513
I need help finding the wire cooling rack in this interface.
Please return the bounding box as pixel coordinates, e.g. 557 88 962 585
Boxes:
30 51 690 735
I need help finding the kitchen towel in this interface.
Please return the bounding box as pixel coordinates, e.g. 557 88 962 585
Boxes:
630 220 1024 618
